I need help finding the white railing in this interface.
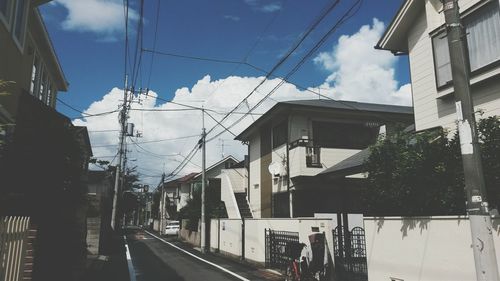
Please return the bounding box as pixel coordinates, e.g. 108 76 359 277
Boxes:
0 217 30 281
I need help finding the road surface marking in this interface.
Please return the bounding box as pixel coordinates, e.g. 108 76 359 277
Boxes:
124 235 137 281
145 230 250 281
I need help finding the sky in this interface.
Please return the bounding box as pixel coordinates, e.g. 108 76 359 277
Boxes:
40 0 410 187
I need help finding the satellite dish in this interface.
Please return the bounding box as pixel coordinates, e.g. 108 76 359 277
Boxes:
268 162 283 177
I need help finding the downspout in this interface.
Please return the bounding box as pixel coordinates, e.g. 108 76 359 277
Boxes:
287 115 293 218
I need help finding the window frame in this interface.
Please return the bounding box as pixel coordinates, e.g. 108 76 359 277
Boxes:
0 0 13 30
11 0 29 52
431 0 500 92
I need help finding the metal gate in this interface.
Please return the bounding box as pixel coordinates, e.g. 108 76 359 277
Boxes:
265 229 299 271
333 226 368 281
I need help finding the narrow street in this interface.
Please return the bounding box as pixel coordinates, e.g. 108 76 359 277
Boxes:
124 227 282 281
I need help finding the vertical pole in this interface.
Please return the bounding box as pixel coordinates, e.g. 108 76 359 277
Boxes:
286 141 293 218
442 1 499 280
201 108 207 253
111 75 128 230
241 218 245 260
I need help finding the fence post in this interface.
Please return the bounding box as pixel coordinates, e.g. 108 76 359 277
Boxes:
217 218 220 253
0 217 6 280
241 218 245 261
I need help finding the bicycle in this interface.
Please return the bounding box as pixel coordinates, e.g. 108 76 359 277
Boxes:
284 242 306 281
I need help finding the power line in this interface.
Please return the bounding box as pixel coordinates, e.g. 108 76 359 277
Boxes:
206 0 364 142
146 0 161 90
204 0 341 138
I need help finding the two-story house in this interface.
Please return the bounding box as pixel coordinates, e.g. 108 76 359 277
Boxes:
235 99 413 218
0 1 93 280
376 0 500 132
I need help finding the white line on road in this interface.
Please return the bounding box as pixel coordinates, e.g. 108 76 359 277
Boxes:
145 230 250 281
124 235 137 281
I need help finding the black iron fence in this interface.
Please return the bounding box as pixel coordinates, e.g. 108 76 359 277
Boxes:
333 226 368 281
265 229 299 271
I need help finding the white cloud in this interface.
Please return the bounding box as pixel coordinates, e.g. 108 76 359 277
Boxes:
75 76 312 186
244 0 282 13
313 18 411 106
261 3 282 13
54 0 138 40
75 18 411 185
224 15 241 22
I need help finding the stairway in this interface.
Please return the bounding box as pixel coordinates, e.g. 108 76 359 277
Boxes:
234 192 253 218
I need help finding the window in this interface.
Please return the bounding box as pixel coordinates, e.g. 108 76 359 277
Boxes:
432 34 452 88
0 0 12 28
39 69 46 101
12 0 27 49
312 121 378 149
433 1 500 88
46 81 52 106
272 121 287 149
30 55 39 96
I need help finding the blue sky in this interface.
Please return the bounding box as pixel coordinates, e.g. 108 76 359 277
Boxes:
40 0 411 184
41 0 408 118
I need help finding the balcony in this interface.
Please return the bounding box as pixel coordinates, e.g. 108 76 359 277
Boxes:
289 139 322 168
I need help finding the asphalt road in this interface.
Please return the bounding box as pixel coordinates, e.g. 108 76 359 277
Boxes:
124 227 281 281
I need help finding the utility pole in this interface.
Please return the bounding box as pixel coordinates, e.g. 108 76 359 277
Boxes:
200 107 207 253
111 76 129 230
442 1 499 280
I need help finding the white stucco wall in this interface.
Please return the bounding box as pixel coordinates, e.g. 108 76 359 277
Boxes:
249 134 261 218
178 182 190 211
218 170 242 219
365 216 500 281
288 146 361 177
408 0 500 132
209 218 333 264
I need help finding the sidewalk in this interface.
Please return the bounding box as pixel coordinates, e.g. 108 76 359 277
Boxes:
146 229 283 281
82 232 130 281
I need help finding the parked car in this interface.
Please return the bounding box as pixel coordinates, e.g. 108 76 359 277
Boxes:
165 221 180 236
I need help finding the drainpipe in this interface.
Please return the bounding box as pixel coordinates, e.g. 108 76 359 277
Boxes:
286 116 293 218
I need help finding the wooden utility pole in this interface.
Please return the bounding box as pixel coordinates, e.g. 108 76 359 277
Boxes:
201 108 207 253
442 1 499 280
111 76 128 230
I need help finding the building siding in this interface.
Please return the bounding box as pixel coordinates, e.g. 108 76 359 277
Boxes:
407 0 500 132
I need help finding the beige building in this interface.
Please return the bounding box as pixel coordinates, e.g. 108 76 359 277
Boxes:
0 0 67 122
235 99 413 218
376 0 500 131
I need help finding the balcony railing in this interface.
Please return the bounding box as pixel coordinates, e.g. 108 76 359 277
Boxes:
289 139 322 168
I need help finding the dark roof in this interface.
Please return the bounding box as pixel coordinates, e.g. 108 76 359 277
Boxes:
165 172 198 186
280 100 413 114
319 148 371 177
235 99 413 141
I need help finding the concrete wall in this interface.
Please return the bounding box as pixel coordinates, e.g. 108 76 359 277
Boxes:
179 220 201 247
365 216 500 281
86 217 100 255
407 0 500 132
209 218 334 265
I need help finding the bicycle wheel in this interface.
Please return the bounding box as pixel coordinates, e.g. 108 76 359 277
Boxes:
285 264 294 281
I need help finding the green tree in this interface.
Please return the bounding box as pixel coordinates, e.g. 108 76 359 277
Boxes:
364 116 500 216
178 185 227 230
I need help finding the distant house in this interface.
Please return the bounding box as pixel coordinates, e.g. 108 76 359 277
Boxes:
376 0 500 131
162 172 198 215
235 99 413 218
161 156 239 216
